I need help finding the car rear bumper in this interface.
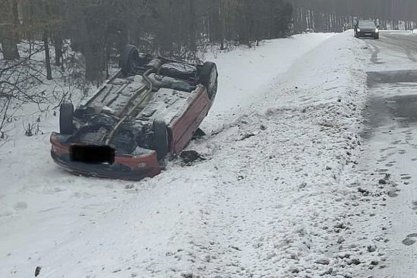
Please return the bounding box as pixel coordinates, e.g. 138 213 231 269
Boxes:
50 132 161 181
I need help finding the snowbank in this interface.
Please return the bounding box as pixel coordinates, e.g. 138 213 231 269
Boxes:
176 30 370 277
0 31 370 278
202 33 334 131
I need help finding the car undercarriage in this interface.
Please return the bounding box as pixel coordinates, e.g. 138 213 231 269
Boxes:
50 45 218 180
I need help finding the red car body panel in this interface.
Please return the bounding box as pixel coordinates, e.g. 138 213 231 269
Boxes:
169 86 211 154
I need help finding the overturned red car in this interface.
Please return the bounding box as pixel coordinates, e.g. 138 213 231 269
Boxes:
50 45 218 180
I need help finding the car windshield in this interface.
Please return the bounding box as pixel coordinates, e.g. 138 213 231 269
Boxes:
3 1 417 278
359 21 376 28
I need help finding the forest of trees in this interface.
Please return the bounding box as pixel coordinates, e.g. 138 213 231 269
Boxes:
0 0 293 82
1 0 417 83
291 0 417 32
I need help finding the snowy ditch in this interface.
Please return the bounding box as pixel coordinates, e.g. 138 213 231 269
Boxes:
0 31 379 277
169 31 373 277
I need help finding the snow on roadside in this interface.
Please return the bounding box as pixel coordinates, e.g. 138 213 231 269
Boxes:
0 31 372 278
202 33 334 131
177 30 371 277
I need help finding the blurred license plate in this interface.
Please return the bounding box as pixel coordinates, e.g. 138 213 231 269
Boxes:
70 145 115 164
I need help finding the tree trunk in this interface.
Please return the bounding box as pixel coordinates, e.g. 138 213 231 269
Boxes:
1 0 20 60
54 36 63 67
1 26 20 60
43 31 53 80
188 0 196 53
219 0 225 50
85 44 103 82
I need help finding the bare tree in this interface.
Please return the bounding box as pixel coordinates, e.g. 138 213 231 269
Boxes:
0 47 47 136
0 0 20 60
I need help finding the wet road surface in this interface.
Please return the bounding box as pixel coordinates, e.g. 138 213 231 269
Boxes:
359 31 417 278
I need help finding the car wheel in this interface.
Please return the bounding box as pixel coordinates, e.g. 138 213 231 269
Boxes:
375 34 379 40
199 62 218 99
60 102 74 135
120 45 140 76
153 120 169 160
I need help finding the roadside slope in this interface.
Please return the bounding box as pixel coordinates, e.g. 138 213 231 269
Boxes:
180 30 369 277
202 33 334 131
0 32 369 278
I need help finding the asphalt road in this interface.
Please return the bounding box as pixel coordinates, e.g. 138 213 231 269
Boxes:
359 31 417 278
362 31 417 139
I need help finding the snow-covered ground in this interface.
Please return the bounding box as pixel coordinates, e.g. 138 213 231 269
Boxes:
0 31 375 277
202 33 334 131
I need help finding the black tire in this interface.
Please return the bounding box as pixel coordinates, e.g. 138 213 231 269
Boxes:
120 45 140 76
153 120 169 160
60 103 74 135
198 62 218 99
375 34 379 40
